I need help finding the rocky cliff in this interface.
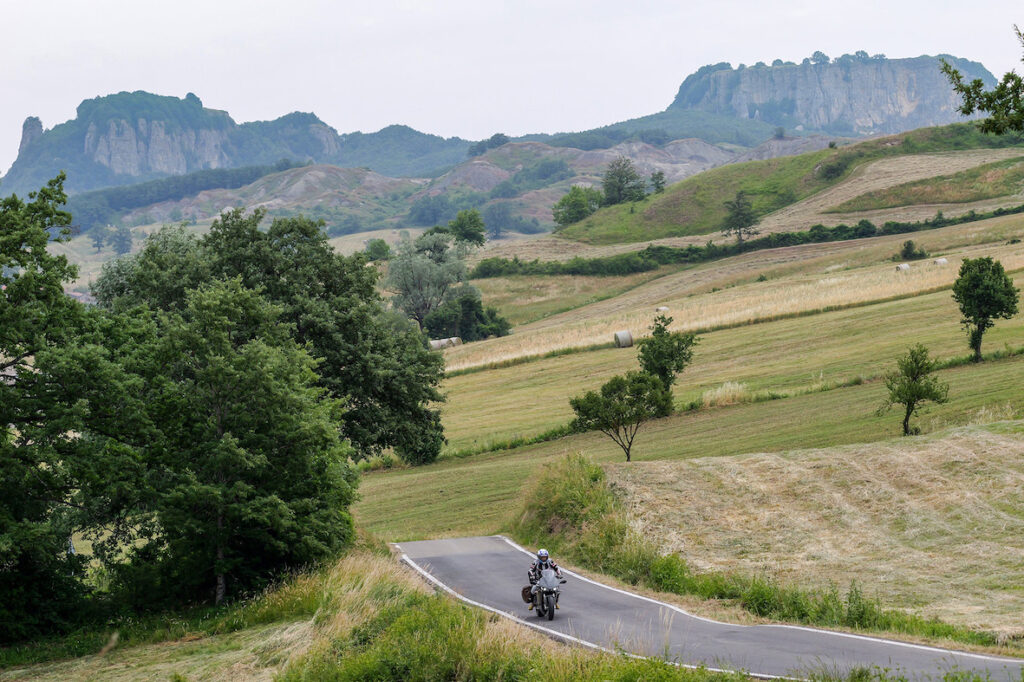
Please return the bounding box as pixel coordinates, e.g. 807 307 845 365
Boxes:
2 92 469 195
669 54 995 135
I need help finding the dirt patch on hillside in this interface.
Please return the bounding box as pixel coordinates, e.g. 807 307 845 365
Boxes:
607 424 1024 637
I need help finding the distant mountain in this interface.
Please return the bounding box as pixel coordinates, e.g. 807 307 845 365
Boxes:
1 92 470 196
0 53 996 199
668 54 995 135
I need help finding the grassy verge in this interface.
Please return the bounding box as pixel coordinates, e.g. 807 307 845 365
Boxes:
830 156 1024 212
510 455 1010 651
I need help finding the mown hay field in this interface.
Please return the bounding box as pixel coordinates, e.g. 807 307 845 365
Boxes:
609 424 1024 637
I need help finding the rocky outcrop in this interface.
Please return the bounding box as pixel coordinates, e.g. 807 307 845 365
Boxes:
18 117 42 157
669 55 995 135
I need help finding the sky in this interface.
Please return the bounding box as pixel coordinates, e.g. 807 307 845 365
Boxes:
1 0 1021 175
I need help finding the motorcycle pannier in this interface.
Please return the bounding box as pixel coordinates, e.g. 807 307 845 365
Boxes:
521 585 533 603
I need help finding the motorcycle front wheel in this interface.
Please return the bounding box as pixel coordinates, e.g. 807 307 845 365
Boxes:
545 593 555 621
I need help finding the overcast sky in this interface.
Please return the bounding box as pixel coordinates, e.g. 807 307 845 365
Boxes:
1 1 1021 175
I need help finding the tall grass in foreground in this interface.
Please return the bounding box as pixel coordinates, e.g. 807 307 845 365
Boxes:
510 454 1007 651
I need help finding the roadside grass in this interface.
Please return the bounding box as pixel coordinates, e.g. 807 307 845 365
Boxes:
829 156 1024 213
610 426 1024 638
443 219 1024 371
357 354 1024 541
440 277 1024 453
556 124 1024 246
509 455 1013 651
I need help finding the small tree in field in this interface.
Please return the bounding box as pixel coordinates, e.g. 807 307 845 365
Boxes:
877 344 949 436
721 191 759 243
951 257 1019 362
638 314 697 415
570 371 670 462
650 170 666 194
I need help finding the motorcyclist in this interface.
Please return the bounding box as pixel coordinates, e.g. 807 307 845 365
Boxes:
527 548 563 610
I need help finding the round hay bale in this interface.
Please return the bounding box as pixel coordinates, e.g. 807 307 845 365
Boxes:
428 338 452 351
614 330 633 348
449 337 463 346
895 263 910 272
655 306 669 312
933 257 948 265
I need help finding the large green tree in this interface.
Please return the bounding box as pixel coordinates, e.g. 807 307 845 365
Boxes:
951 256 1019 362
601 156 646 206
386 231 469 326
95 210 445 464
942 26 1024 134
75 280 357 606
0 174 91 641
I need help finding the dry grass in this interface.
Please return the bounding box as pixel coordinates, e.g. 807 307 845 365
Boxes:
608 424 1024 638
444 229 1024 371
701 382 752 407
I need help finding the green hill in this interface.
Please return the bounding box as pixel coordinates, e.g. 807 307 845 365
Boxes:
557 124 1024 245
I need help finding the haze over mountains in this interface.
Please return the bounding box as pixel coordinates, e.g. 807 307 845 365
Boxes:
1 53 995 237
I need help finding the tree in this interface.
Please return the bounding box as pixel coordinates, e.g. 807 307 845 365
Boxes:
569 372 671 462
773 126 786 140
951 256 1019 361
941 26 1024 134
91 280 358 606
96 211 446 465
602 156 647 205
552 185 603 226
90 225 108 252
365 238 391 261
408 194 456 226
638 314 697 415
877 344 949 436
0 174 92 641
721 191 760 243
650 170 666 194
442 208 486 246
386 232 469 326
811 51 830 65
423 286 511 341
110 224 133 255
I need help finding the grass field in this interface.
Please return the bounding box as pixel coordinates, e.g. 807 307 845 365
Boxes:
447 214 1024 371
610 424 1024 636
830 156 1024 213
357 354 1024 541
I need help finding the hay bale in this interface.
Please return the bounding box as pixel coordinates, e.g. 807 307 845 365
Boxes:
895 263 910 272
933 257 948 265
614 330 633 348
428 338 453 351
655 306 669 312
448 337 463 346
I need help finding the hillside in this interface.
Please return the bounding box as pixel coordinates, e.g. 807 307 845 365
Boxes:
555 124 1024 245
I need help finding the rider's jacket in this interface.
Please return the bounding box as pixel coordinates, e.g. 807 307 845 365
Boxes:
528 558 562 583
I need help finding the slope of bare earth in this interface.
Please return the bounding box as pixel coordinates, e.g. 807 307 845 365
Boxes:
606 423 1024 638
477 148 1024 263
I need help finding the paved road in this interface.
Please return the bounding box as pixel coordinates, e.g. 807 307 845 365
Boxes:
395 536 1024 680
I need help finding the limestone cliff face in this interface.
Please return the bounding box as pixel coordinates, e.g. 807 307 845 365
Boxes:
2 91 349 195
82 119 232 176
669 55 995 135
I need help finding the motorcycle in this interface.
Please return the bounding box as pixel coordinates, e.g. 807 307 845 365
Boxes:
531 568 566 621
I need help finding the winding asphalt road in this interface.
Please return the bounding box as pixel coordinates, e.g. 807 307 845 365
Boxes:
394 536 1024 680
